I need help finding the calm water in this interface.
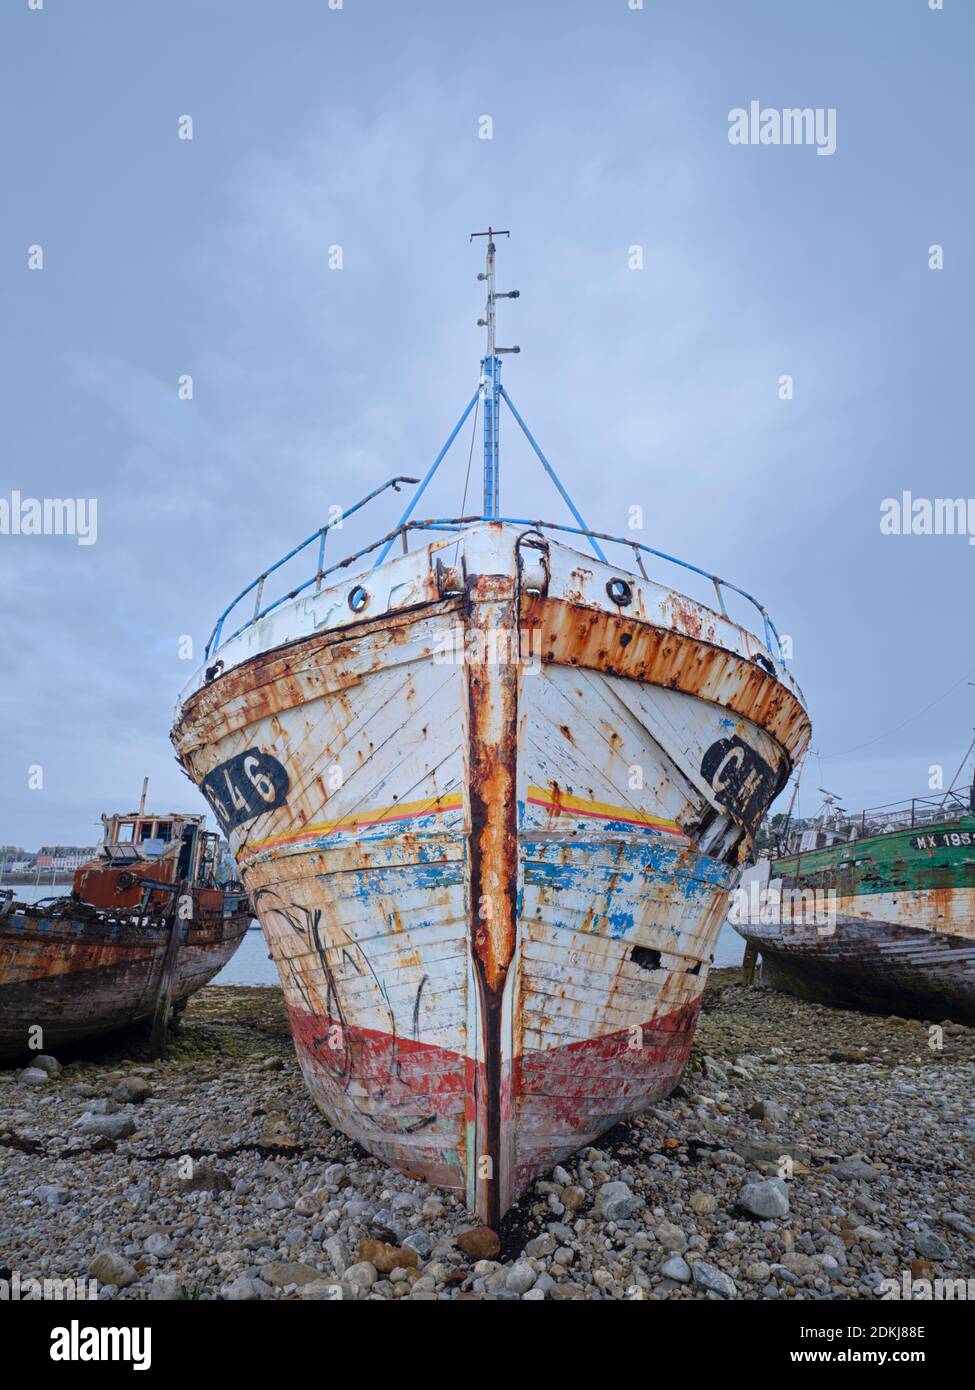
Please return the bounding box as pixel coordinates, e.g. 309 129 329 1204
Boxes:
215 927 279 986
3 883 71 905
712 919 745 968
4 883 743 981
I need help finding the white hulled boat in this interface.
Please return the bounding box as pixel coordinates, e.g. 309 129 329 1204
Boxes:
172 232 810 1225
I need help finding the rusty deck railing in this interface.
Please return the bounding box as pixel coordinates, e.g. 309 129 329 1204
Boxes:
205 510 787 661
776 787 975 855
855 789 975 836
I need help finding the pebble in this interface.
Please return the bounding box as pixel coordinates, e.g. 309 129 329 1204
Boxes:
913 1230 951 1260
691 1261 737 1298
34 1183 70 1205
689 1191 718 1215
403 1230 433 1259
747 1098 787 1123
262 1261 323 1287
144 1233 174 1257
506 1260 536 1293
357 1238 418 1273
324 1236 351 1274
593 1180 640 1221
89 1251 137 1288
180 1161 232 1193
223 1276 271 1301
739 1179 790 1219
457 1226 501 1259
112 1078 152 1105
831 1157 881 1182
150 1273 184 1301
345 1262 378 1290
76 1113 136 1140
655 1220 688 1253
18 1068 49 1087
85 1098 120 1116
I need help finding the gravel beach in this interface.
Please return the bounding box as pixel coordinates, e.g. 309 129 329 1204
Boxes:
2 969 973 1302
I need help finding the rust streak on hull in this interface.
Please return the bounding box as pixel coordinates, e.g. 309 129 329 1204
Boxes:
465 571 519 1228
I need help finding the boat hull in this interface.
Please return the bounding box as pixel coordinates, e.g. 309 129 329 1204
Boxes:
174 524 809 1221
0 905 250 1060
740 911 975 1023
735 819 975 1023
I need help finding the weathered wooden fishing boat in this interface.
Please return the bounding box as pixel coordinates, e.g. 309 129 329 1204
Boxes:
171 232 811 1223
734 785 975 1024
0 793 250 1060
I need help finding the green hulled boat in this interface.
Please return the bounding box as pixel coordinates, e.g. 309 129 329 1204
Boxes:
733 788 975 1023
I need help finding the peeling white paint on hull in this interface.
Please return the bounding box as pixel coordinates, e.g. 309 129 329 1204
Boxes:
173 524 809 1222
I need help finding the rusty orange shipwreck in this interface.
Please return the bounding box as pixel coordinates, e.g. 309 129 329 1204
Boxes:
0 802 250 1059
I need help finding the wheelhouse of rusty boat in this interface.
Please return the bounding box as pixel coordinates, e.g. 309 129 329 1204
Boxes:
0 795 250 1059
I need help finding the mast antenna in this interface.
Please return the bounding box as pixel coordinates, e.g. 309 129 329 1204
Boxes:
470 227 519 517
375 227 606 567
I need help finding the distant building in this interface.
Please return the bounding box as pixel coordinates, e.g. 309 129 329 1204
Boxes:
1 856 34 874
35 846 98 871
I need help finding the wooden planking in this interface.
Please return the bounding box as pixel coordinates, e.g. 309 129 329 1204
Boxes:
253 857 469 1051
238 660 465 859
0 914 248 1057
510 657 741 1191
183 614 467 864
176 603 460 753
173 528 807 1215
522 662 702 823
740 911 975 1024
609 674 786 800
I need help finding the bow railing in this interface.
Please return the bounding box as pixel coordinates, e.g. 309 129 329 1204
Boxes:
206 509 786 664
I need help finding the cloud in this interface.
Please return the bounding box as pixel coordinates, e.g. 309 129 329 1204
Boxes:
2 1 973 842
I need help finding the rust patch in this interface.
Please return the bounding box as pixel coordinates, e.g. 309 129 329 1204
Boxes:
465 571 519 1228
173 597 463 759
521 594 810 762
668 592 704 640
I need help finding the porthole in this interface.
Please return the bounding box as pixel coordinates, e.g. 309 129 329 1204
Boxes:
606 577 633 607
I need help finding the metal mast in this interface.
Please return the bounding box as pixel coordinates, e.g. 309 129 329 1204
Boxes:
471 227 519 517
376 227 605 568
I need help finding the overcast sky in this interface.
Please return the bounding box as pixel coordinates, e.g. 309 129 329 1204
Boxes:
1 0 972 848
